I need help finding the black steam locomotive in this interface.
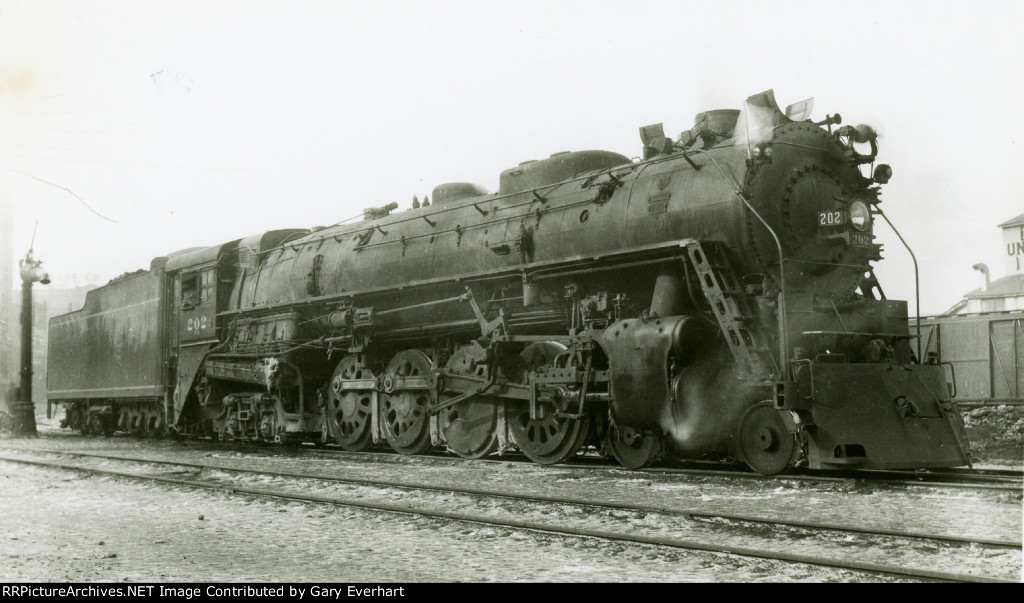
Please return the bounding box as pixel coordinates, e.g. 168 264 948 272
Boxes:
48 90 971 474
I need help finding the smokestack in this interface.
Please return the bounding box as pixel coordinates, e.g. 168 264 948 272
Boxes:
972 263 990 291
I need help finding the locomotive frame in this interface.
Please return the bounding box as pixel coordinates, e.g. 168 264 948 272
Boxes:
48 90 972 474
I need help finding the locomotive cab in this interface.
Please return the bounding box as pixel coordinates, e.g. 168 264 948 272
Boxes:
177 265 217 340
166 243 240 344
163 242 241 431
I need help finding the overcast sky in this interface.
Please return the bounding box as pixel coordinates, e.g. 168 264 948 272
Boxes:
1 0 1021 315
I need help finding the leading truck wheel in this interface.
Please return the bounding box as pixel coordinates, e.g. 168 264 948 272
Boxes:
605 420 663 469
734 402 797 475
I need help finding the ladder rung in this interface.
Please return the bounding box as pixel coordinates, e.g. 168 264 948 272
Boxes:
687 240 778 380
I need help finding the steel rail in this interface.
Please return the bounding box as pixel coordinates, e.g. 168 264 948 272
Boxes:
13 433 1020 490
0 454 1013 584
841 467 1023 482
637 461 1022 490
957 400 1024 408
640 466 1023 491
274 444 1021 491
3 448 1020 551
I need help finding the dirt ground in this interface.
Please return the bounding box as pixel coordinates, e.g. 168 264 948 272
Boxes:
963 406 1024 462
0 413 1020 583
1 459 911 583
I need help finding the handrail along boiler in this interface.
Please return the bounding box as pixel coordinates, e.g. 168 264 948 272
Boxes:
47 90 970 474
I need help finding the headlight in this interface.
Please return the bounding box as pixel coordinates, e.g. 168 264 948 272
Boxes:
849 201 871 231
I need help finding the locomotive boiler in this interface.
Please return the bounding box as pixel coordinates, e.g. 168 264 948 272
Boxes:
48 90 971 474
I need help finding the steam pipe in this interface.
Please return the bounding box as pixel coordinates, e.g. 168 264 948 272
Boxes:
736 194 788 378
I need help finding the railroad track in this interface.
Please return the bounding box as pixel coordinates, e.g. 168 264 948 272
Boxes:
958 400 1024 408
0 447 1018 583
220 438 1024 491
25 428 1023 490
646 463 1023 491
207 439 1024 491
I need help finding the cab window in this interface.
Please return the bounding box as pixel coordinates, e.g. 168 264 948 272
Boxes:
180 268 215 309
181 273 198 309
200 268 215 304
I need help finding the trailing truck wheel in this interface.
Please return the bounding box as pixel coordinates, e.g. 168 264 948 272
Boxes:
734 402 797 476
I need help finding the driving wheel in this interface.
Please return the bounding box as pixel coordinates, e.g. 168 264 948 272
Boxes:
508 342 590 465
439 343 500 459
324 355 374 451
380 349 434 455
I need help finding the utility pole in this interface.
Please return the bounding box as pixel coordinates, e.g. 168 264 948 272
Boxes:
12 232 49 436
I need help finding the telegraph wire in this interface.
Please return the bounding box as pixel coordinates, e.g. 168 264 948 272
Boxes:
0 166 117 223
0 149 263 171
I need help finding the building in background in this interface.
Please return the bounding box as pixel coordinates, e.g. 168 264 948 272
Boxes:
918 213 1024 407
0 187 13 411
944 213 1024 315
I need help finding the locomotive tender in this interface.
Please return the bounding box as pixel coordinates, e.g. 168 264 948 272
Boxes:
47 90 971 474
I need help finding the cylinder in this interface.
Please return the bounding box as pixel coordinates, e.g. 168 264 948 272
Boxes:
328 310 351 328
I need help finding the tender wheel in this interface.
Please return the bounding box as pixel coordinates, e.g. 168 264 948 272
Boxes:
439 343 499 459
324 356 374 451
508 342 589 465
605 420 663 469
734 402 797 475
380 349 434 455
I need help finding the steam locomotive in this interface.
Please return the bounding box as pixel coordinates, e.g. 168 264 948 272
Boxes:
48 90 971 474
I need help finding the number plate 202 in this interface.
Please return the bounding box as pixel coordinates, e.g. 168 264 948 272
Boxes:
817 210 845 227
